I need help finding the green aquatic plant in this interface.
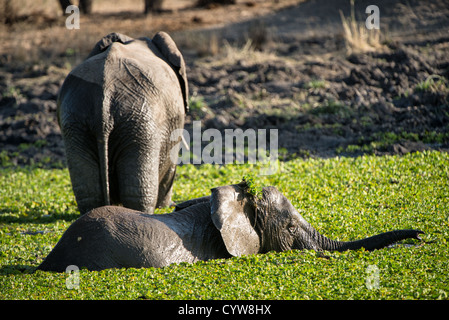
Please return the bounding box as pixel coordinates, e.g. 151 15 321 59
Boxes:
241 174 263 200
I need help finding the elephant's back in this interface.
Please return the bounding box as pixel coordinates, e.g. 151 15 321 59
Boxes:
57 51 107 123
59 39 183 123
67 51 107 85
65 39 180 99
104 40 181 93
86 206 198 268
103 40 184 122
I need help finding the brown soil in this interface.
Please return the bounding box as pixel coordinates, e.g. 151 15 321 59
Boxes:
1 0 448 167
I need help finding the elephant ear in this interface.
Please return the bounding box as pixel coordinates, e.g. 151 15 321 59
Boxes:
152 31 189 113
87 33 133 59
210 185 260 257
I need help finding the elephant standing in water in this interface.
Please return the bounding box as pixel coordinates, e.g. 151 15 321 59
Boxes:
57 32 189 214
38 182 423 271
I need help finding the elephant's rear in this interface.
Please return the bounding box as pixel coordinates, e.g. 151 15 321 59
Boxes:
57 33 188 215
104 42 186 211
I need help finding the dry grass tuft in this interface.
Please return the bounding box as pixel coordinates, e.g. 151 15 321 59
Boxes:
212 38 283 67
339 0 383 54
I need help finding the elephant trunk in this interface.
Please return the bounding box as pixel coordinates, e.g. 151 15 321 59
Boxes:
290 206 424 252
316 229 424 252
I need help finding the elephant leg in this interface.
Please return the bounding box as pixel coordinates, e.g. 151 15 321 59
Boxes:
156 130 184 209
63 129 104 214
156 164 176 208
114 142 160 214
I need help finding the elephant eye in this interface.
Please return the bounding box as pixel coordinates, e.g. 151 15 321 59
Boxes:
288 224 297 234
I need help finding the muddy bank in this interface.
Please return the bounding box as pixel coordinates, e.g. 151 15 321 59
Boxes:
1 1 449 167
0 64 66 167
185 37 449 159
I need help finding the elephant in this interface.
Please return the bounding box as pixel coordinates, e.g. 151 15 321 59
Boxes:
57 32 189 214
37 182 423 272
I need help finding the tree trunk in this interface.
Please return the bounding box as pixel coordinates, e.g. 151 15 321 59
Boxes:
197 0 236 7
58 0 73 15
144 0 164 14
79 0 93 14
3 0 14 24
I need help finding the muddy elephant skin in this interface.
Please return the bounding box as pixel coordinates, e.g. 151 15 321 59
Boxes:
38 183 423 271
57 32 189 214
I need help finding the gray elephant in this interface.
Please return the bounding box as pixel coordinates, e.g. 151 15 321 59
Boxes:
37 182 423 272
57 32 188 214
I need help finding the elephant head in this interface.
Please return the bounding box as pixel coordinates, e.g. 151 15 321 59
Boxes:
211 183 424 256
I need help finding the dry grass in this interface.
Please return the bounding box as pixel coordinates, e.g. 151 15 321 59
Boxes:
196 37 294 69
0 0 58 19
0 0 190 18
222 39 273 63
0 0 302 67
339 0 383 54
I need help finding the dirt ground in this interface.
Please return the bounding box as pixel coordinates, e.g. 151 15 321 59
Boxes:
1 0 449 167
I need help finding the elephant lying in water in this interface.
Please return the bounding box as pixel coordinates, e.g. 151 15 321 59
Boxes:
37 183 423 272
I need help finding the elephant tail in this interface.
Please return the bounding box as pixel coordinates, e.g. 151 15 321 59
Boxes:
98 137 110 206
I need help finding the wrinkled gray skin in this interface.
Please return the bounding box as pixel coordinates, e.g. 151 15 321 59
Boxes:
37 183 423 272
57 32 188 214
